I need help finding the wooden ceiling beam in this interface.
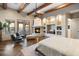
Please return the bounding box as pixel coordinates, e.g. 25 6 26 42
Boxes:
27 3 52 15
2 3 7 9
18 3 30 13
45 3 73 13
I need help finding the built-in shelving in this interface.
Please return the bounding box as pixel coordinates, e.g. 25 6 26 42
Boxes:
43 15 63 35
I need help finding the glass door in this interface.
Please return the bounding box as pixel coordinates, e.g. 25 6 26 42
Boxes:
18 23 24 34
9 22 15 34
25 24 30 35
18 21 30 35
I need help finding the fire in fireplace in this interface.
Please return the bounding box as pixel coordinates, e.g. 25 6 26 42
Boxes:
35 28 40 33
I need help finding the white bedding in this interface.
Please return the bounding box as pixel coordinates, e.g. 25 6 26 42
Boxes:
21 34 79 56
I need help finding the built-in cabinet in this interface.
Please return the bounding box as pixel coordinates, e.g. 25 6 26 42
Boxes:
56 15 63 35
43 14 64 36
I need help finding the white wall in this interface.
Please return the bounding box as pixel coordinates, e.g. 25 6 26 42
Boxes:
68 19 72 38
33 17 42 27
69 18 79 39
62 14 68 37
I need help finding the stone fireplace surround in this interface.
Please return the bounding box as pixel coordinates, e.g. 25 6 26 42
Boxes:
32 26 45 36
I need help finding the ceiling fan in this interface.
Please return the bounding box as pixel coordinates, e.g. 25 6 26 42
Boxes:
33 3 43 17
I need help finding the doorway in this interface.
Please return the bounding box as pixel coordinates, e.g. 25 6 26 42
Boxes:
18 21 30 35
67 18 79 39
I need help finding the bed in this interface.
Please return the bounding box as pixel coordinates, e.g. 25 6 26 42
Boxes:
21 34 79 56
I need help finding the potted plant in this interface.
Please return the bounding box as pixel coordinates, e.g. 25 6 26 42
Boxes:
0 21 8 42
5 20 11 32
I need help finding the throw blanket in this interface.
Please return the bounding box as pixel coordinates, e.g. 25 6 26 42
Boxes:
35 44 65 56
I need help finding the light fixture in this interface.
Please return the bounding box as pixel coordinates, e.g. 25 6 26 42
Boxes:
43 18 47 25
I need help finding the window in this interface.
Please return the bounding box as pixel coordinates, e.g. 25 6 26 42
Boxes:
4 22 15 34
18 23 23 33
25 24 30 35
9 22 15 34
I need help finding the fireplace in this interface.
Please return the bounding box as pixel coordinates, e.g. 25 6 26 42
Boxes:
32 26 45 36
35 28 40 33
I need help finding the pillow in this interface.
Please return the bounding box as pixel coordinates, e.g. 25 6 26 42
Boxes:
35 44 65 56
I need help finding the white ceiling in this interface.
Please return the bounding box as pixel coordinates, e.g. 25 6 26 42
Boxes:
7 3 21 10
37 3 64 13
23 3 44 13
0 3 67 15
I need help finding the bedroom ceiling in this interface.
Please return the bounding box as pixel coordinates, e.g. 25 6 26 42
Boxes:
0 3 73 16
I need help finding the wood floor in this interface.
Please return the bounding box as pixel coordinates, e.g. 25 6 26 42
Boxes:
0 40 23 56
0 38 43 56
